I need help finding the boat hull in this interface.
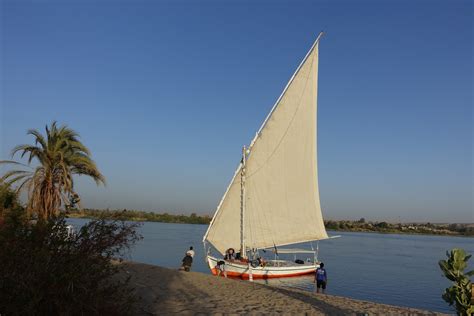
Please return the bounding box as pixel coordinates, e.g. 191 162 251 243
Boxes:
207 255 318 279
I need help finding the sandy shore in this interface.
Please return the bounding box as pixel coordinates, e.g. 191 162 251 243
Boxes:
120 262 447 315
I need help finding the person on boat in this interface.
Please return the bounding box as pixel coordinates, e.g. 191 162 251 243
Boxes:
215 260 227 278
224 248 236 260
315 263 327 293
186 246 195 258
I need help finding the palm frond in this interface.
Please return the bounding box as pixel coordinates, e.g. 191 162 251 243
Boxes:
15 176 33 195
6 174 32 187
11 144 44 164
27 128 47 150
0 160 31 168
1 169 32 181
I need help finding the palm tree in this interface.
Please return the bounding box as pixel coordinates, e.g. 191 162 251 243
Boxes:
0 122 105 219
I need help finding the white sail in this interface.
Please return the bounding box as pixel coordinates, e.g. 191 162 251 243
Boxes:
204 36 328 255
204 163 243 255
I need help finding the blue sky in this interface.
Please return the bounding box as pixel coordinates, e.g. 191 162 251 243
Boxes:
1 0 472 222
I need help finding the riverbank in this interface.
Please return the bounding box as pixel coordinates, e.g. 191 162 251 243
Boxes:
68 210 473 237
68 209 211 224
120 261 447 315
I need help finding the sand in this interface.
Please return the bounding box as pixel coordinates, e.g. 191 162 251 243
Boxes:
119 262 448 315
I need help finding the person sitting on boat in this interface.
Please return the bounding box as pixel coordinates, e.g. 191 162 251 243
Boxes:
257 257 266 267
314 262 327 293
224 248 236 260
215 260 227 278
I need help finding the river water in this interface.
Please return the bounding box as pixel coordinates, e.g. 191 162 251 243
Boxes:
69 218 473 313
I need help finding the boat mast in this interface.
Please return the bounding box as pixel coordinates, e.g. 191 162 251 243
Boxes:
240 146 247 258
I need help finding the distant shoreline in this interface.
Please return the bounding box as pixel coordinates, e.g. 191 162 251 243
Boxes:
324 219 473 237
68 209 211 225
326 227 473 238
68 209 473 237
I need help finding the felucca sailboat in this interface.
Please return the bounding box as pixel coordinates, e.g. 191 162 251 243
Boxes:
203 33 335 279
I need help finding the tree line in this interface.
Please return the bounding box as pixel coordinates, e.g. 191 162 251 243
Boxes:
69 208 212 225
324 218 474 236
70 208 474 237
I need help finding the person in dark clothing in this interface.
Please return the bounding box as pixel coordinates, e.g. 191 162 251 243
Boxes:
314 262 327 293
215 260 227 278
224 248 236 260
181 254 193 272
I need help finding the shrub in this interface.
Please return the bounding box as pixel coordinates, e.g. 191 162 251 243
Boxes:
0 182 20 217
375 221 389 229
439 248 474 315
0 211 142 315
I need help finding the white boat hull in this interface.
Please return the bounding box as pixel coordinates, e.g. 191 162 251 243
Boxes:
207 255 318 279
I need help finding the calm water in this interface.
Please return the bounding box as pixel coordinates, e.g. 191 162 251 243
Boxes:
69 219 473 313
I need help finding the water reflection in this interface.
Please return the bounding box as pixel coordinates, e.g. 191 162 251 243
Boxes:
255 274 315 291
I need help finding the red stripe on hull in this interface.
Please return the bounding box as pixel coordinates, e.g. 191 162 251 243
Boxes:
210 268 315 279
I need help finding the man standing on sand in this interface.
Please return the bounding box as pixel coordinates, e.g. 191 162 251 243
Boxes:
315 262 327 293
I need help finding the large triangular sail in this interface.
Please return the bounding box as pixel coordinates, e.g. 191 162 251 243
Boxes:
204 35 328 255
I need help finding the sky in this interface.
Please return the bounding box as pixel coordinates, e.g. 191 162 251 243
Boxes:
0 0 472 222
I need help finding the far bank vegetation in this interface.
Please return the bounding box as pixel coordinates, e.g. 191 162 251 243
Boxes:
324 218 474 237
69 208 212 225
69 208 473 237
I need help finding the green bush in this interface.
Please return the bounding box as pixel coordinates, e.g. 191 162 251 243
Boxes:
439 248 474 315
0 182 20 217
0 211 142 315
